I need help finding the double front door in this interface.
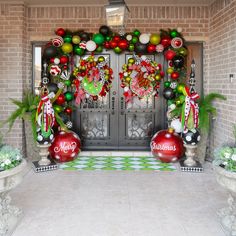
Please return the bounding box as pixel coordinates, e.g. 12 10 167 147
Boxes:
73 52 166 150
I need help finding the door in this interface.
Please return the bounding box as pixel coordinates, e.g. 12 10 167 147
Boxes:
73 52 165 150
32 42 203 151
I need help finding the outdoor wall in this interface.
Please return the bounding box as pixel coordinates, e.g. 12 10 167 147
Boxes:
0 2 210 150
207 0 236 150
0 3 28 148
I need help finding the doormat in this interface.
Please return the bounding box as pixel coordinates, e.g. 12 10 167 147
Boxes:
59 156 176 171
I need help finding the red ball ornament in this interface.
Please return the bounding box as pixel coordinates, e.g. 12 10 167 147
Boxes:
113 35 121 42
56 94 66 105
161 36 172 48
50 58 55 63
60 55 68 64
103 41 110 49
49 131 81 162
64 107 73 115
109 40 118 49
118 39 128 50
56 28 65 37
151 128 184 163
171 71 180 80
147 44 156 53
164 50 176 60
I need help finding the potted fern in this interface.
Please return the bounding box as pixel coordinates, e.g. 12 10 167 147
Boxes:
196 93 226 163
170 92 226 164
1 90 40 161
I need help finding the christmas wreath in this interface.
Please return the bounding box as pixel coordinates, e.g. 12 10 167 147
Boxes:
72 55 113 104
119 55 164 103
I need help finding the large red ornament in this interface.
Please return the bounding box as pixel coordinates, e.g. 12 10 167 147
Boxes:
49 131 81 162
113 35 121 42
164 50 176 60
60 55 68 64
56 28 65 37
171 71 180 80
150 128 184 163
161 36 172 48
118 39 128 50
56 94 66 105
109 40 118 49
147 44 156 53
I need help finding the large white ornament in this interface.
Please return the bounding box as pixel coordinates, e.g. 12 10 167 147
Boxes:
139 33 150 44
170 119 183 133
86 40 96 52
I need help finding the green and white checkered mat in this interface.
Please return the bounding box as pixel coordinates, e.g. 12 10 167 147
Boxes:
59 156 176 171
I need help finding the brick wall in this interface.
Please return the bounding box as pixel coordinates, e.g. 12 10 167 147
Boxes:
207 0 236 150
0 3 27 148
2 1 235 152
0 3 211 149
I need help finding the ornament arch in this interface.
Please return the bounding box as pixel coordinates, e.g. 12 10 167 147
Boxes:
33 26 203 150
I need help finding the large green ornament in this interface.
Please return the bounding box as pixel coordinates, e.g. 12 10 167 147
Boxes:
82 77 103 96
164 81 171 88
53 104 64 113
131 36 138 44
64 80 71 87
96 45 103 53
64 35 72 43
106 36 112 41
133 29 141 37
64 91 73 101
170 29 179 38
114 46 122 54
92 33 105 45
128 44 135 51
176 83 185 94
74 45 85 56
178 47 188 56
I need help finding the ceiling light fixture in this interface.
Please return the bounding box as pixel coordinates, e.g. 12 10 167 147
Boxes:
105 0 130 28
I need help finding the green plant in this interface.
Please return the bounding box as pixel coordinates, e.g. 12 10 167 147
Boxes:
0 145 23 171
1 90 67 141
170 92 226 133
198 93 226 134
1 90 40 140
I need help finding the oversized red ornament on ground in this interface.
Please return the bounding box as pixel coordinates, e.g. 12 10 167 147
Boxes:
150 128 184 163
49 131 81 162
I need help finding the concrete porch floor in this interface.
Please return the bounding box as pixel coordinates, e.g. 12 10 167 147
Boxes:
11 152 228 236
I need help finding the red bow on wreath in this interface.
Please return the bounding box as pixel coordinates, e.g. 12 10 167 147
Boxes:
181 86 200 131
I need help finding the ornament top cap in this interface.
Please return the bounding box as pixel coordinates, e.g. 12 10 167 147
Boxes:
168 127 175 134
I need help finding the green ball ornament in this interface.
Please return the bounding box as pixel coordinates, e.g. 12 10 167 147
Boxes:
176 83 185 94
178 47 188 56
72 35 81 44
114 46 122 54
64 80 71 87
106 36 112 41
164 81 171 88
92 33 105 45
96 45 103 53
131 36 138 44
53 104 64 113
62 43 73 54
150 33 161 45
170 29 179 38
74 45 85 56
64 91 73 101
133 29 141 37
128 44 135 51
98 56 105 62
63 35 72 43
175 97 182 106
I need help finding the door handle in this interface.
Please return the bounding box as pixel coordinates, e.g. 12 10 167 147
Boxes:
120 97 124 115
111 96 115 115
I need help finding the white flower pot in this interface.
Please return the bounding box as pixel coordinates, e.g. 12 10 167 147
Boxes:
0 159 27 236
214 164 236 236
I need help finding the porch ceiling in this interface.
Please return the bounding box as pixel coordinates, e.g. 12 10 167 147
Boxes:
3 0 215 6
